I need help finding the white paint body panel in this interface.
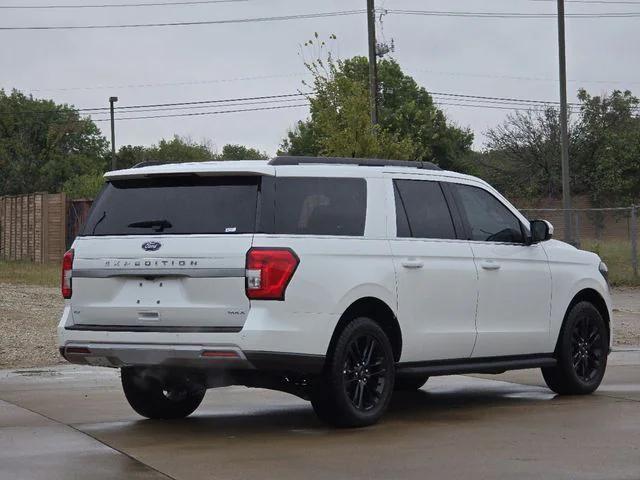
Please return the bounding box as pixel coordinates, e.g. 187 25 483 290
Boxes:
59 161 613 365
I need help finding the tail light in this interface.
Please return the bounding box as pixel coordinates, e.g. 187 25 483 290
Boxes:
61 249 74 299
245 247 299 300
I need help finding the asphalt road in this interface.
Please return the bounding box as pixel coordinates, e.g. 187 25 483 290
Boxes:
1 351 639 480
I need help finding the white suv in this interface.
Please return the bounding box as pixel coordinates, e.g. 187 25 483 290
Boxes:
58 156 612 427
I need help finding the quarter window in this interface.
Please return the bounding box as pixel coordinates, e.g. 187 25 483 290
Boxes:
394 179 456 239
274 177 366 236
453 184 524 243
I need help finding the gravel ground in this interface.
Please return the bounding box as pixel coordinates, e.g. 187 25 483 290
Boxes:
1 283 639 369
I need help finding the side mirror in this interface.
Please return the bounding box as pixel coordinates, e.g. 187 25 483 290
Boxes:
530 220 554 244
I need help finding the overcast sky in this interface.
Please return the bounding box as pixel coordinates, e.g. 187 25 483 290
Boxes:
2 0 639 155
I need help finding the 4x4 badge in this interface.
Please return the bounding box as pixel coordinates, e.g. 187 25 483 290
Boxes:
142 241 162 252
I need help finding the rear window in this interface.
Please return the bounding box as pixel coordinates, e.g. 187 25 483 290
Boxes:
82 176 259 236
273 177 366 236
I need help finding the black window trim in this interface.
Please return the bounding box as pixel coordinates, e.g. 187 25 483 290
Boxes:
447 181 527 245
392 178 460 241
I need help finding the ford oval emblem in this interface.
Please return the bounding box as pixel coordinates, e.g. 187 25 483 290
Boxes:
142 241 162 252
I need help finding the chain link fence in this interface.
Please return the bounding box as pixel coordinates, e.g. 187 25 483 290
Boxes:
521 206 639 284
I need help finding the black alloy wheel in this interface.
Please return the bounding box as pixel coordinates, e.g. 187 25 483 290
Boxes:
311 317 395 427
571 315 606 383
542 301 608 395
343 334 389 411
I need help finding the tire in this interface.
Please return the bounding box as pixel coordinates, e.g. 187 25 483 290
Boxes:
542 301 608 395
121 367 206 419
394 375 429 391
311 317 395 428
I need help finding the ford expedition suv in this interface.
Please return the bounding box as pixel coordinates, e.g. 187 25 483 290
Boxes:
58 156 612 427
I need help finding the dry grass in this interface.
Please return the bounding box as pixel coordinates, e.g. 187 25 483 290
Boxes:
581 240 640 287
0 261 59 288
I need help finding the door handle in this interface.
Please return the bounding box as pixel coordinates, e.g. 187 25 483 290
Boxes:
480 260 501 271
401 260 424 269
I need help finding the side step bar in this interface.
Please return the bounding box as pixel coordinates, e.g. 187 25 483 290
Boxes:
396 354 557 377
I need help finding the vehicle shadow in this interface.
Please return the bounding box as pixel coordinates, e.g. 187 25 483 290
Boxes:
101 379 559 441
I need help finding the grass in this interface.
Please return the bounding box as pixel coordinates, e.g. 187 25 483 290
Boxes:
581 240 640 287
0 261 59 287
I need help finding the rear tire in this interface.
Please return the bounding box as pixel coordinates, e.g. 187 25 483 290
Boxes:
542 301 608 395
394 375 429 391
311 317 395 428
121 367 205 419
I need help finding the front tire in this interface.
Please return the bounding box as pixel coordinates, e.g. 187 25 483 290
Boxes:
542 301 608 395
121 367 206 419
311 317 395 427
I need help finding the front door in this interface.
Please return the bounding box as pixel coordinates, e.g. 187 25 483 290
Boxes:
450 182 552 357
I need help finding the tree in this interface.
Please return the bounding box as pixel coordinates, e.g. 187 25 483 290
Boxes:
217 144 268 160
477 107 573 199
280 36 473 167
116 135 215 169
476 89 640 204
573 89 640 205
0 89 108 196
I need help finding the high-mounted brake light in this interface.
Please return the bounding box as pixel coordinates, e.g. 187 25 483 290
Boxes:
61 249 74 299
245 247 299 300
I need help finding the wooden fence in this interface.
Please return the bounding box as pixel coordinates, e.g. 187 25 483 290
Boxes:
0 193 68 263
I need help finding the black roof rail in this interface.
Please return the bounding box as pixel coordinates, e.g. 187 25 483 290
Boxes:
269 156 442 170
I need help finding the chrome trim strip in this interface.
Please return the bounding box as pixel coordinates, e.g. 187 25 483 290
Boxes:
73 267 245 278
66 324 242 333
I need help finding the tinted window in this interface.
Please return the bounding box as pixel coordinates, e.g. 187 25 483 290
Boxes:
453 184 524 243
82 176 258 236
274 177 366 236
394 179 456 239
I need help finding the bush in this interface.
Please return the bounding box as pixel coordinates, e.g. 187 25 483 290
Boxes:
63 173 104 199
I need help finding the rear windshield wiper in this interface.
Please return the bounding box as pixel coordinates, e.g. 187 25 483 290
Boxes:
127 219 173 232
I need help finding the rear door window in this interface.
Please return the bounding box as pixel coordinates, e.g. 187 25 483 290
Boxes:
394 179 456 239
273 177 366 236
82 176 259 236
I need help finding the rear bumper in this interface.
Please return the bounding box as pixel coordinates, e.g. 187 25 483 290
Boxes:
59 342 325 374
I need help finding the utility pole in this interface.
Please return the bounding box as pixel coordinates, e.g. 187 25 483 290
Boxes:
109 96 118 170
366 0 378 126
557 0 573 244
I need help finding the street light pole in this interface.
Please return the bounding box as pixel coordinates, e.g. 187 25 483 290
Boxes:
557 0 573 244
109 96 118 171
366 0 378 126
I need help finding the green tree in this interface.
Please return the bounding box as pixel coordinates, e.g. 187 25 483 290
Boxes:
574 89 640 205
63 173 106 199
0 89 108 195
217 144 268 160
280 37 473 166
116 135 215 169
477 89 640 204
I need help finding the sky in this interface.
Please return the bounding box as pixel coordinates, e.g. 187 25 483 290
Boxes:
1 0 639 155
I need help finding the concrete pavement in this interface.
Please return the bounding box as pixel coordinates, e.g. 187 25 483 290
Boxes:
1 351 639 480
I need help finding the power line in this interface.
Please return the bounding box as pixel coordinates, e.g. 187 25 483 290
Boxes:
0 93 308 115
386 8 640 18
0 0 249 9
91 102 309 121
412 68 640 86
529 0 640 5
0 10 365 31
26 72 308 93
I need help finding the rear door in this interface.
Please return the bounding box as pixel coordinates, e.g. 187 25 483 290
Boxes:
389 176 478 362
449 182 552 357
69 175 261 332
